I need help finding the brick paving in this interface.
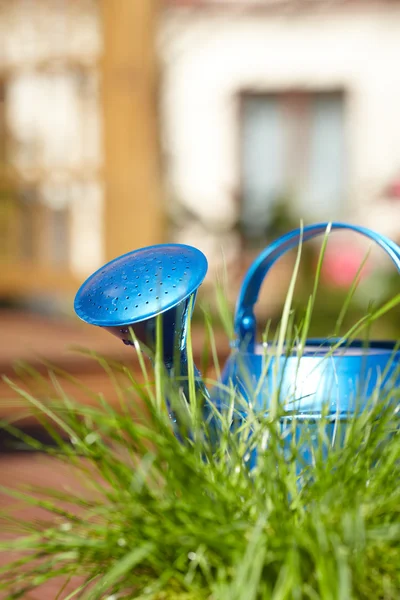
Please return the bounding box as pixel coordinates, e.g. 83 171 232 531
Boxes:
0 453 88 599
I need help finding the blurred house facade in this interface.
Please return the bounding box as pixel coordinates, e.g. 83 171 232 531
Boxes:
1 0 400 309
0 0 162 307
161 0 400 272
0 0 103 301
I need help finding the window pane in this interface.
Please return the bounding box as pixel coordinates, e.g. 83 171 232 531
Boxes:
18 187 38 260
7 70 101 171
41 180 71 266
49 207 70 266
241 95 285 238
299 92 345 219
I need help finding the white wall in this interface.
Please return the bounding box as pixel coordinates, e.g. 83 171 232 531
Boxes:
159 5 400 260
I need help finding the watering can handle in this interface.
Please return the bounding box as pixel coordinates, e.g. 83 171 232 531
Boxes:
234 222 400 351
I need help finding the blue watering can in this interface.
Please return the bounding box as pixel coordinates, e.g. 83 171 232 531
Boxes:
74 222 400 463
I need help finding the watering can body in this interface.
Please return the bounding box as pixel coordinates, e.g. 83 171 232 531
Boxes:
74 223 400 466
216 339 399 469
214 222 400 466
218 339 399 416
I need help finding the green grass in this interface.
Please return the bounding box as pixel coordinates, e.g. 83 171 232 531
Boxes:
0 229 399 600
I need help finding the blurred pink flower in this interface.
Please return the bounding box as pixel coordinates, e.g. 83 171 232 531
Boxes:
320 243 371 288
385 177 400 200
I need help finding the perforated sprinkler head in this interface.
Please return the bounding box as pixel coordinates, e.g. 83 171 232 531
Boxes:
74 243 209 401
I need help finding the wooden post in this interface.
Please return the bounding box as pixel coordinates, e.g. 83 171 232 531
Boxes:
101 0 163 261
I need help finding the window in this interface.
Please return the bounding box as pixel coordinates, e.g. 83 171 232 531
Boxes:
0 0 103 280
240 91 346 242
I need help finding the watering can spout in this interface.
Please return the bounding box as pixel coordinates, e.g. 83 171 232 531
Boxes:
74 244 210 402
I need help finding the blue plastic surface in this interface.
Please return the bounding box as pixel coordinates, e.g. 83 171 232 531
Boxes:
75 243 208 328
